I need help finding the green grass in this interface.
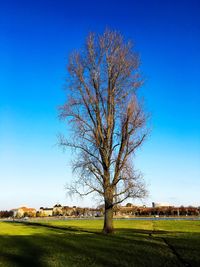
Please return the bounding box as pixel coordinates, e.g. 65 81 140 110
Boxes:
0 219 200 267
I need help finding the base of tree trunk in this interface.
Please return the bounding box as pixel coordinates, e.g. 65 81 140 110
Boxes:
103 206 114 234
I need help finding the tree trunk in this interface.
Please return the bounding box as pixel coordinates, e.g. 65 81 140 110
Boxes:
103 204 114 234
103 176 114 233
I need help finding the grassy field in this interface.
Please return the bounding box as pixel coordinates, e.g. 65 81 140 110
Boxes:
0 219 200 267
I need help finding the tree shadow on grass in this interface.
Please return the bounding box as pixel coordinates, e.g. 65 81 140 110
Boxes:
0 235 44 267
0 222 184 267
163 233 200 267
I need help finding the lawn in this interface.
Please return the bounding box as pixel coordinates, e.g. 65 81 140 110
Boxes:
0 219 200 267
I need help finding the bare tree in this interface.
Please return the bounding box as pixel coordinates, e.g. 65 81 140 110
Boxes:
59 29 148 233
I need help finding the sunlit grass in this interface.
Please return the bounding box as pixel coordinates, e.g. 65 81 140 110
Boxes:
0 220 200 266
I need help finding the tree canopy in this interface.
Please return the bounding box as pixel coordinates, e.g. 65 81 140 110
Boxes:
59 29 148 233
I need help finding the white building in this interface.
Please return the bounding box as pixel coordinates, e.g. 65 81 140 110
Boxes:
152 202 171 208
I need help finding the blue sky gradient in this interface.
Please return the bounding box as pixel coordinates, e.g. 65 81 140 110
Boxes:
0 0 200 209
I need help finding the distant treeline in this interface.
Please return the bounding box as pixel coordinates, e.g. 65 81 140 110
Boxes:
1 205 200 218
116 205 200 216
0 210 14 218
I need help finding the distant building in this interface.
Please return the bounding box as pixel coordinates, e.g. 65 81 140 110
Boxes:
62 206 75 216
11 207 36 218
39 207 53 217
152 202 171 208
53 204 63 216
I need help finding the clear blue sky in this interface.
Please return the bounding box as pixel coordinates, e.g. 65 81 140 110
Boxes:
0 0 200 210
